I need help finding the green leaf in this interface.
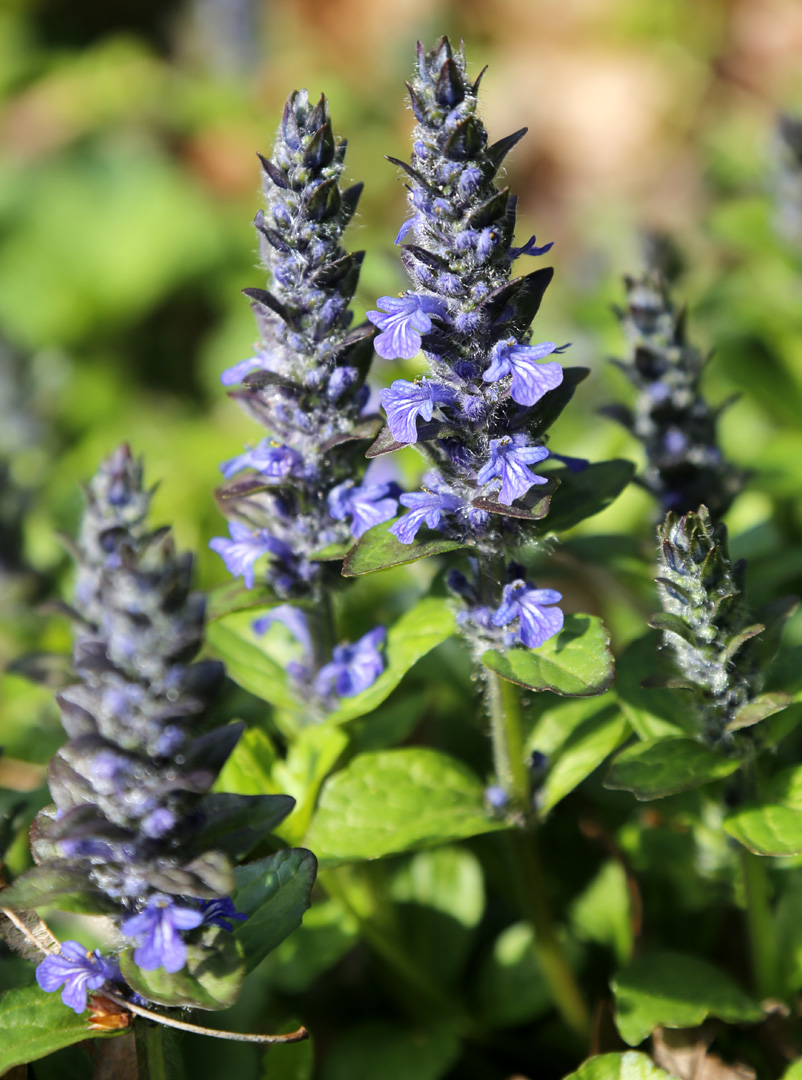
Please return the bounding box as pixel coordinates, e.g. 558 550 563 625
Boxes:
320 1021 460 1080
261 897 358 993
604 737 741 800
0 862 117 916
562 1052 677 1080
780 1062 802 1080
482 614 614 698
570 861 633 964
614 633 696 740
214 727 279 796
477 922 551 1028
538 704 630 812
724 764 802 855
342 519 471 577
192 791 295 859
0 981 125 1072
727 691 792 732
272 726 349 844
388 846 485 986
206 613 297 709
120 925 245 1010
325 598 456 724
612 950 762 1046
539 459 635 534
206 582 279 621
306 748 507 863
233 848 317 973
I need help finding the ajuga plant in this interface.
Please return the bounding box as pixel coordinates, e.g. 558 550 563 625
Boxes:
208 90 393 709
351 36 626 793
603 265 744 518
1 446 315 1045
650 506 796 747
338 37 636 1040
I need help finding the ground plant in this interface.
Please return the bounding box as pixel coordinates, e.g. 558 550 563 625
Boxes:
1 5 802 1079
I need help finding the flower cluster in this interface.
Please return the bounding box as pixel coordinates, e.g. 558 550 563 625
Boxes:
603 269 743 518
366 38 582 650
209 91 388 700
210 90 397 602
7 447 248 992
653 506 788 745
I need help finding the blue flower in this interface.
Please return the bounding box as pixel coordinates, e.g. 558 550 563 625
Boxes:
252 603 313 655
209 521 280 588
379 378 456 444
476 438 550 506
389 488 463 544
314 626 386 698
366 294 447 359
121 895 204 974
509 234 554 260
327 479 398 539
36 941 120 1014
220 441 304 481
220 355 268 386
491 581 564 649
482 338 565 407
199 897 248 932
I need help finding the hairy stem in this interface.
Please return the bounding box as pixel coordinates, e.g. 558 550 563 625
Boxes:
510 830 591 1039
484 662 590 1038
740 848 778 1000
486 672 530 806
135 1023 168 1080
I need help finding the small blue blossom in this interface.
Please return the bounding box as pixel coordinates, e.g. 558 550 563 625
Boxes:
491 581 564 649
482 339 565 407
327 478 398 539
36 941 120 1014
314 626 386 698
380 378 456 444
121 895 204 974
252 603 313 657
476 438 550 506
220 355 264 386
220 441 304 481
509 234 554 260
389 488 463 545
366 294 447 360
484 785 509 813
209 521 279 589
199 897 248 932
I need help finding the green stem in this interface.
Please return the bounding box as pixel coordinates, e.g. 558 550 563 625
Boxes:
485 660 590 1039
510 829 591 1039
740 848 778 1000
486 671 530 806
135 1022 168 1080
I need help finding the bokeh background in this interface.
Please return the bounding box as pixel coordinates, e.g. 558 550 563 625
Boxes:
2 0 802 1075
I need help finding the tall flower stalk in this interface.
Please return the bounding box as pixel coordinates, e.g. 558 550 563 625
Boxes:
359 37 603 1036
209 90 391 704
364 37 591 778
2 447 280 1010
604 267 744 518
652 505 794 747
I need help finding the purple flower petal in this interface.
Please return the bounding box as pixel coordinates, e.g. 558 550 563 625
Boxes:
366 294 447 360
491 581 564 649
476 438 550 506
314 626 386 698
